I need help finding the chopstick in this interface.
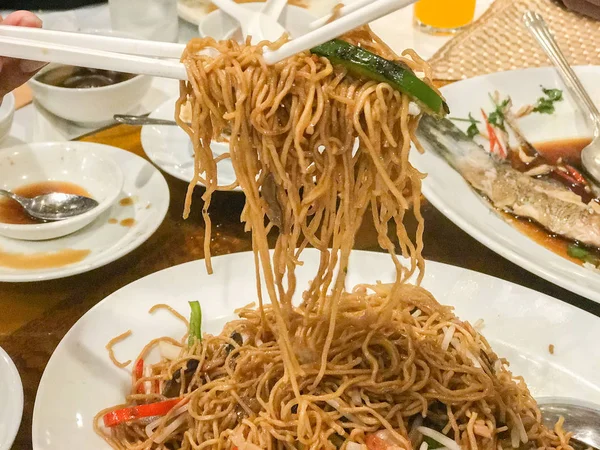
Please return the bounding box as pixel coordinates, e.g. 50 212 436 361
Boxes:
0 35 188 80
263 0 417 65
0 0 413 77
0 25 186 58
308 0 374 30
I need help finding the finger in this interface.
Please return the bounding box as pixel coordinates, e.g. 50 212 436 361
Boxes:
20 59 47 73
0 12 46 76
2 11 43 28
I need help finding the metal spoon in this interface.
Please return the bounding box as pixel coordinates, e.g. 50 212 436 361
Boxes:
524 11 600 185
114 114 179 126
115 114 233 139
539 398 600 450
0 189 99 221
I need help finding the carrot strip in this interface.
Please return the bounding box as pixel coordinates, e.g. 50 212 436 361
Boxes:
565 164 587 185
481 109 497 154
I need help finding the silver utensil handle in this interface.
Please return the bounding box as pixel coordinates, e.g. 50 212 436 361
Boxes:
523 11 600 127
114 115 178 126
0 189 20 202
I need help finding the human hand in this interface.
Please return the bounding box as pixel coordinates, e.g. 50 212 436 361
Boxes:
0 11 46 99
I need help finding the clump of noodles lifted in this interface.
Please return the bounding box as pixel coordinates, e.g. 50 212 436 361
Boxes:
178 28 428 390
95 28 573 450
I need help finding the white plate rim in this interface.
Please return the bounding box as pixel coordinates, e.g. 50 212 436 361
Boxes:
0 345 23 450
0 142 170 282
414 66 600 303
32 249 600 449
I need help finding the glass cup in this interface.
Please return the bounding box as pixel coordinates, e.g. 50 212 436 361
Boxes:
413 0 476 35
109 0 179 43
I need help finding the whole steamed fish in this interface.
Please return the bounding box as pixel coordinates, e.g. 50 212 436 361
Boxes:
416 115 600 248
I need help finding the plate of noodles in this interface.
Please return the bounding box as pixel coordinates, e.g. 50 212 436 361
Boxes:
32 249 600 449
34 24 600 450
411 67 600 304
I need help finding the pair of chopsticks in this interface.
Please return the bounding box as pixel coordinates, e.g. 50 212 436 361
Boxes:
0 26 188 80
0 0 416 80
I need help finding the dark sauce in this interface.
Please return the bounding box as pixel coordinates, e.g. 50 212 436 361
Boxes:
500 211 585 266
0 181 91 225
509 137 594 202
503 137 600 267
36 65 136 89
535 137 590 165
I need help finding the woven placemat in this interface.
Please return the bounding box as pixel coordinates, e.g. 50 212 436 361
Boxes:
428 0 600 80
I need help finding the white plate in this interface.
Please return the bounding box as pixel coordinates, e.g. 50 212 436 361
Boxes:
177 0 340 25
33 249 600 449
141 97 240 190
411 66 600 303
0 346 23 450
0 142 169 282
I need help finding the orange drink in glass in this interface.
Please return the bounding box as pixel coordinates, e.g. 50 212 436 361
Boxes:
414 0 476 34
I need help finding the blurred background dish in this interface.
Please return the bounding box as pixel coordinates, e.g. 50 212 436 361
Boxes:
180 0 331 25
141 96 240 190
0 345 23 450
0 142 169 282
198 1 316 39
28 64 151 127
0 143 123 240
0 93 15 144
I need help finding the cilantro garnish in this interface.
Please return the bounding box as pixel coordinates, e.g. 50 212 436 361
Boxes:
486 97 509 131
533 87 563 114
450 113 480 138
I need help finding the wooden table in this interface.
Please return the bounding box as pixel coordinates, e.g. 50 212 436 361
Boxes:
2 97 600 450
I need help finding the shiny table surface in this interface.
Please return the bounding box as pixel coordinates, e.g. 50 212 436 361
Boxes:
2 122 600 449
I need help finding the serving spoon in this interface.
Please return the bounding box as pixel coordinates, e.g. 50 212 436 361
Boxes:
0 189 99 221
114 114 179 126
539 398 600 450
524 11 600 185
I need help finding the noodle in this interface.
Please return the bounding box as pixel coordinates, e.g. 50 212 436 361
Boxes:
105 330 133 368
149 303 190 327
95 28 574 450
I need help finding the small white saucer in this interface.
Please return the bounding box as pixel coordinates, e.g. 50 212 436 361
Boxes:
141 97 240 191
0 142 169 282
0 345 23 450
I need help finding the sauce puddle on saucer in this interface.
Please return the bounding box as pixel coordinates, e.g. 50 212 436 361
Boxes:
0 248 91 270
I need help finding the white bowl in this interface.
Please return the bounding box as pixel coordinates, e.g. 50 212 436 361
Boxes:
0 142 124 241
199 3 315 40
0 93 15 143
27 29 151 126
29 66 151 126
